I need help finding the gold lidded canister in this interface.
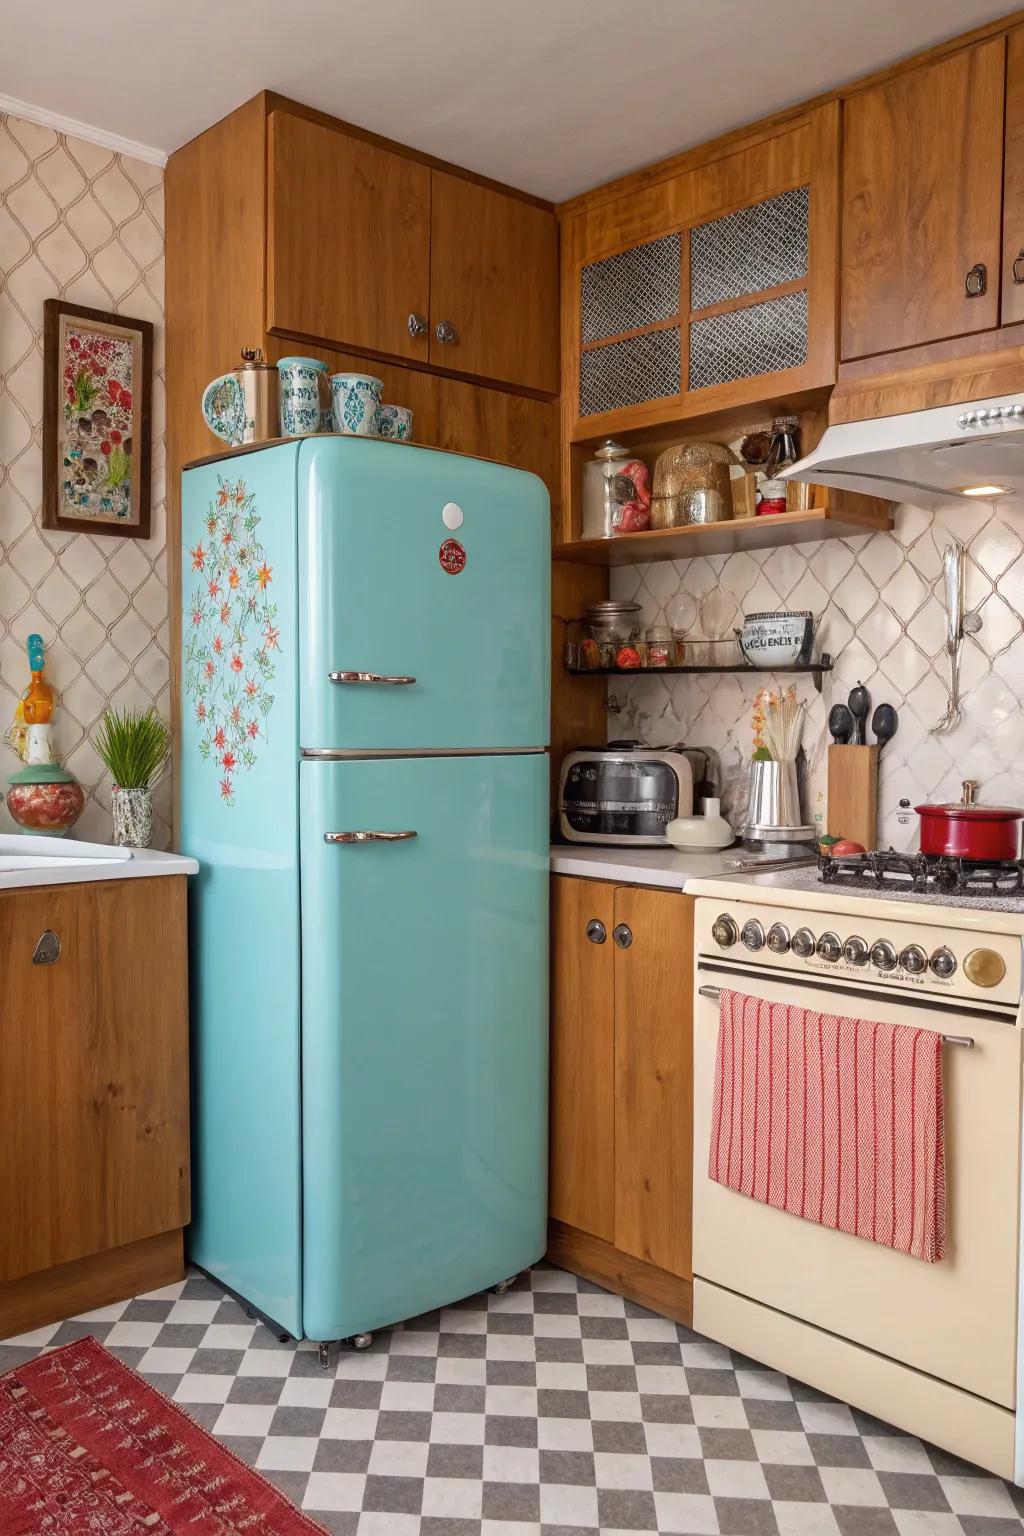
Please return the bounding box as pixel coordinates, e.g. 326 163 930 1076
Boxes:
650 440 738 527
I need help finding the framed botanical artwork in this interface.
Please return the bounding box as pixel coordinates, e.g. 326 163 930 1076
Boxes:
42 299 153 538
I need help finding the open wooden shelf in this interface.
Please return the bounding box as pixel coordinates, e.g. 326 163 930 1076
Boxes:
553 505 893 565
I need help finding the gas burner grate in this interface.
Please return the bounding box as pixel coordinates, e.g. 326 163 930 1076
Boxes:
819 849 1024 896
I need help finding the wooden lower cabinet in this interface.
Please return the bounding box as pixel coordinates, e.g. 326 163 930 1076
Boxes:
0 876 190 1334
549 874 694 1323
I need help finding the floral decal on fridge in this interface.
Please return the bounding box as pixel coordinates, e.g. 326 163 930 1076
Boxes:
183 477 279 806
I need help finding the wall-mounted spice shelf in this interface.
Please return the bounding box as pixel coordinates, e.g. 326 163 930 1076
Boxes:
553 507 893 566
567 657 834 693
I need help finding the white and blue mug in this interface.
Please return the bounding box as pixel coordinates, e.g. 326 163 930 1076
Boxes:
376 404 414 442
331 373 384 436
278 356 327 437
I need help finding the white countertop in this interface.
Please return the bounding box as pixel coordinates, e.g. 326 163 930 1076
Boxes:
550 844 748 889
0 834 198 891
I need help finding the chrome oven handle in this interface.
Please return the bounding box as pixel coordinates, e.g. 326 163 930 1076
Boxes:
329 671 416 685
324 831 418 844
699 983 973 1045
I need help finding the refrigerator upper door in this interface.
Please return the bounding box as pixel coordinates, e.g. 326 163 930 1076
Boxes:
298 437 550 751
300 752 548 1342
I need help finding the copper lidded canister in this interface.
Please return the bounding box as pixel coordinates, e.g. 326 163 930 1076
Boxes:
201 347 281 447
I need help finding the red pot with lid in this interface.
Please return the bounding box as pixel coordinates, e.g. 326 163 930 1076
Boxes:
916 780 1024 860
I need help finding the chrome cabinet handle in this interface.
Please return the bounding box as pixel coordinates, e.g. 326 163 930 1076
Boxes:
965 263 987 297
329 671 416 686
408 312 428 337
586 919 607 945
324 831 418 844
435 319 459 345
1014 250 1024 284
612 923 633 950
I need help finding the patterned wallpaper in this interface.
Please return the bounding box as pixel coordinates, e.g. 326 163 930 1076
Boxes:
0 111 168 844
609 499 1024 849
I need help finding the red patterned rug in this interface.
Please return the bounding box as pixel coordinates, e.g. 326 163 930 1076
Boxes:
0 1336 326 1534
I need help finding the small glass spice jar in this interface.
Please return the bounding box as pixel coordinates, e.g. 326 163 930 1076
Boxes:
755 477 787 516
645 623 673 668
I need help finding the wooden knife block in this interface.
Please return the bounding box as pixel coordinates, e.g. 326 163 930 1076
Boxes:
827 745 879 850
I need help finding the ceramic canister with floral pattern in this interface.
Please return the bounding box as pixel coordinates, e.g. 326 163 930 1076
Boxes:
375 404 414 441
277 357 327 437
331 373 384 436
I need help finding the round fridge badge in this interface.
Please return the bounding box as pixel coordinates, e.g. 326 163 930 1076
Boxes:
439 537 467 575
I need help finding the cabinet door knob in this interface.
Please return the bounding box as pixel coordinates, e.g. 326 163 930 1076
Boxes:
1013 251 1024 285
586 919 607 944
612 923 633 950
408 312 428 338
435 319 459 345
965 263 987 298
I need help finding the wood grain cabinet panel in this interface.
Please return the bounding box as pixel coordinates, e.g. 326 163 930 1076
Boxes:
0 878 190 1286
1002 29 1024 326
612 886 693 1279
549 876 615 1241
267 111 431 362
429 171 559 393
841 38 1005 359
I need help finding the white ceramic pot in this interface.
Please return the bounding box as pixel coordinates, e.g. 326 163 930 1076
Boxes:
738 610 806 668
277 356 327 437
331 373 384 436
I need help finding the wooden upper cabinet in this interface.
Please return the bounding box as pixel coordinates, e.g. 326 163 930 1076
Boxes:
1002 30 1024 326
267 111 431 362
429 172 559 393
841 38 1005 360
567 105 839 438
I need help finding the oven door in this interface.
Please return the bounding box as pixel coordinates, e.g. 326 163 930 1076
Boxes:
693 959 1022 1409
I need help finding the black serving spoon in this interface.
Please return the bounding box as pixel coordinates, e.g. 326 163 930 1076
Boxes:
828 703 854 744
871 702 899 754
847 682 871 746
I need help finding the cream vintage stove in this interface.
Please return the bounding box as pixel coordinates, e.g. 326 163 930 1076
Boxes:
686 857 1024 1481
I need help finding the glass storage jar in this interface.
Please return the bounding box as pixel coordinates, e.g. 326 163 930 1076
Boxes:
581 441 651 538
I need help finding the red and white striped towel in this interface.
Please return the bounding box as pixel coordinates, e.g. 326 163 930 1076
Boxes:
708 989 946 1262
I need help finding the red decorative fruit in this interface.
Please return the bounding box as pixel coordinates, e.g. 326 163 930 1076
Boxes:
831 839 866 856
615 646 642 669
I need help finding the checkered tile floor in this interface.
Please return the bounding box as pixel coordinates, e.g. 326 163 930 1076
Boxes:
2 1264 1023 1536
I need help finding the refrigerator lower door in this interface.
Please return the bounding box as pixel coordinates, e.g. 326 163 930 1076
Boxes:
298 437 550 751
299 752 548 1341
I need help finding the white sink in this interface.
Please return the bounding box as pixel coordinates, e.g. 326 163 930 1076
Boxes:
0 833 133 870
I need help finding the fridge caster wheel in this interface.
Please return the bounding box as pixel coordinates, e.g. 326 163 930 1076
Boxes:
318 1341 332 1372
347 1332 374 1351
491 1275 518 1296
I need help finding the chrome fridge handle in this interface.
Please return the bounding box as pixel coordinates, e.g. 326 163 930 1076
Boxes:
324 831 418 844
329 671 416 686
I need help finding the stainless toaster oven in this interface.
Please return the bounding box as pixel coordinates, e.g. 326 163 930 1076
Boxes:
558 746 696 845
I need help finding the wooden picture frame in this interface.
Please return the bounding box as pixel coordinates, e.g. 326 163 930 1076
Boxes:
43 299 153 539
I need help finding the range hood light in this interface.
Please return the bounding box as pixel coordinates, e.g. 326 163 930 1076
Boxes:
960 484 1009 497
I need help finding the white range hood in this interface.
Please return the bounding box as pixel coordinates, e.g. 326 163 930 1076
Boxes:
782 393 1024 511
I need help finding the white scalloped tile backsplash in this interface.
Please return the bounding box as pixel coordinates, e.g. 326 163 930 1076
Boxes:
609 500 1024 849
0 111 168 844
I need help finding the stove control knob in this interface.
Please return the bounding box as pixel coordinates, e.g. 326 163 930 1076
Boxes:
791 927 816 959
766 922 791 955
899 944 928 975
816 931 842 963
964 947 1005 987
930 946 958 979
870 939 898 972
844 935 869 967
712 914 739 949
741 919 766 952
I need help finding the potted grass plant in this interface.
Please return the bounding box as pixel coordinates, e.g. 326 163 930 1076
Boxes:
94 706 171 847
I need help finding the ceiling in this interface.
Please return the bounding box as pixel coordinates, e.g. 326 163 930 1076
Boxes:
1 0 1012 201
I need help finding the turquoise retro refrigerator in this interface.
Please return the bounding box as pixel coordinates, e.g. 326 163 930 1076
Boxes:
180 436 550 1344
